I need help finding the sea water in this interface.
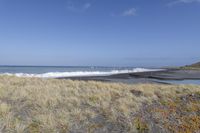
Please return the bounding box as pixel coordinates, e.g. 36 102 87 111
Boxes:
161 79 200 85
0 66 159 78
0 66 199 85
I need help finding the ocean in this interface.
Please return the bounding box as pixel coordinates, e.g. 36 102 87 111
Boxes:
1 66 200 85
0 66 159 78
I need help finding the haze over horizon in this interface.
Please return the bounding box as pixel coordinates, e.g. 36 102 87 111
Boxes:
0 0 200 67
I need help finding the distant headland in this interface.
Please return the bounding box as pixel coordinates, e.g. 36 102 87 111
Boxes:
180 62 200 70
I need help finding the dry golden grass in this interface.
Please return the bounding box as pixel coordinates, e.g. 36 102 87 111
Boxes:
0 76 199 133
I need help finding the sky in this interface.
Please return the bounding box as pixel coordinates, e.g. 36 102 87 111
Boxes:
0 0 200 67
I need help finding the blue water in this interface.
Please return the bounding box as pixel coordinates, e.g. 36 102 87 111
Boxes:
161 80 200 85
0 66 124 74
0 66 157 78
0 66 200 85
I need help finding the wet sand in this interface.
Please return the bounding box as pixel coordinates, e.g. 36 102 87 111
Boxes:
59 69 200 84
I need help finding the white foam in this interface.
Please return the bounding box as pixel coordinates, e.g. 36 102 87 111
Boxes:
0 68 163 78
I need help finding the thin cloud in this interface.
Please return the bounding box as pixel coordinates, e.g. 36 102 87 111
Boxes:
122 8 137 16
67 2 92 12
83 3 91 9
111 8 137 17
168 0 200 6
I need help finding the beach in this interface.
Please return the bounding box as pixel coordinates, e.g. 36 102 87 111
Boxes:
1 66 200 85
59 69 200 85
0 67 200 132
1 0 200 132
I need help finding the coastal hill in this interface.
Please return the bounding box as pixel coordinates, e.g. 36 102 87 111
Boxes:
188 62 200 68
181 62 200 69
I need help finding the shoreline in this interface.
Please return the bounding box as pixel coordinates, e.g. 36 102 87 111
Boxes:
1 68 200 84
58 69 200 84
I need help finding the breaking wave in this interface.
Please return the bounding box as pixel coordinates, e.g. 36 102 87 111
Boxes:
0 68 162 78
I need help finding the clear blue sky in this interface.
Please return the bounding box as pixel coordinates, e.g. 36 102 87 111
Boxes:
0 0 200 67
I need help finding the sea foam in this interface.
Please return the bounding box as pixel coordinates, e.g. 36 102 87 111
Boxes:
0 68 162 78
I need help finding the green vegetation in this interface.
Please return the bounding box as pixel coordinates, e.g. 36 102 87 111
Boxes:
134 117 149 133
180 62 200 70
0 76 199 132
137 92 200 133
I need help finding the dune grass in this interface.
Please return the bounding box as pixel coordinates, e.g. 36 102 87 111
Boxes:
0 76 199 133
